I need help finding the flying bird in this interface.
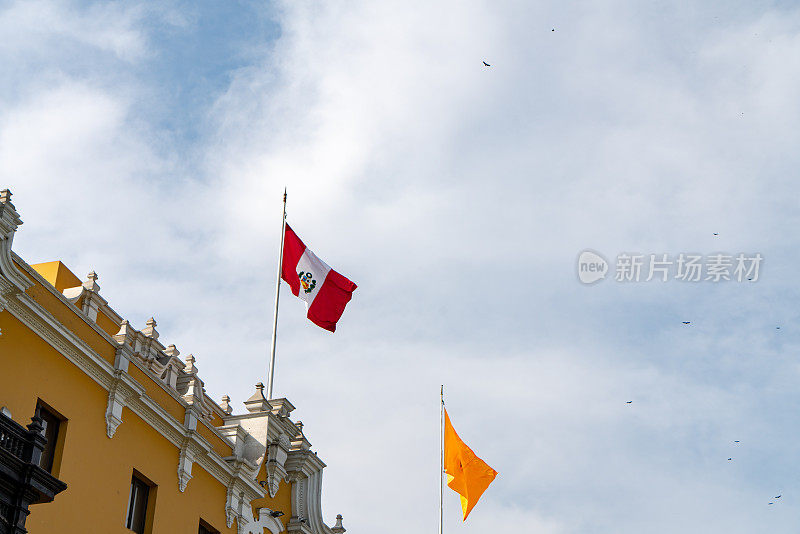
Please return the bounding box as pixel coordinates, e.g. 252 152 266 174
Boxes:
769 502 774 505
713 233 719 235
483 61 491 67
728 458 732 461
734 440 740 443
626 401 633 404
776 495 782 499
682 321 691 325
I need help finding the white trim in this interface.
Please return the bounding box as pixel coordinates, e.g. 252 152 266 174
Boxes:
285 451 336 534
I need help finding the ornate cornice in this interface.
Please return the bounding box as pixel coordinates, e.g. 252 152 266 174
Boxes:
0 265 264 505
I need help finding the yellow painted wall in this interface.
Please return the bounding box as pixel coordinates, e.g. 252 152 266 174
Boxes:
127 364 187 423
209 411 225 427
0 309 241 534
96 309 121 337
30 261 82 292
197 420 234 459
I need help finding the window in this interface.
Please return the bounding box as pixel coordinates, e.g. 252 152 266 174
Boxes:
125 474 152 533
198 520 219 534
36 401 63 473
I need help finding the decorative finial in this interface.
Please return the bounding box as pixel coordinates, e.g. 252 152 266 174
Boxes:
27 414 45 435
332 513 346 534
295 420 304 434
113 318 131 340
220 395 232 415
165 344 180 358
0 189 12 204
82 270 100 292
184 354 197 374
243 383 270 412
143 317 159 339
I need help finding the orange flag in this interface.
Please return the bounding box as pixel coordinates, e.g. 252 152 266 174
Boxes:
443 408 498 520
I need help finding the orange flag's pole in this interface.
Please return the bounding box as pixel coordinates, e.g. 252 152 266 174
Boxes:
439 385 444 534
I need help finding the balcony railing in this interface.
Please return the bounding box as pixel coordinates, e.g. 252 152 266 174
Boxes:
0 410 66 534
0 411 44 467
0 416 30 460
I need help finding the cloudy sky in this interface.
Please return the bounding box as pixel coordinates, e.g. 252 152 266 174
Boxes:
3 0 800 532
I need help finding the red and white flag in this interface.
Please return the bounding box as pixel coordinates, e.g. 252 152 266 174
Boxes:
281 224 357 332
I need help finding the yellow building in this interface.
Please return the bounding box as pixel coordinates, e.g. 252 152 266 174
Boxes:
0 189 347 534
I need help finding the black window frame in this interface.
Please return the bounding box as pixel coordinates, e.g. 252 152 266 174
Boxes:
125 472 154 534
35 400 64 474
199 519 220 534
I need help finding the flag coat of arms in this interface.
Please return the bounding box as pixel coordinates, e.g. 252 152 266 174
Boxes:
281 224 357 332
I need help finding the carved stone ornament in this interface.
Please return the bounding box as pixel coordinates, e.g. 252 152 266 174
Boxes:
178 435 195 492
265 437 289 498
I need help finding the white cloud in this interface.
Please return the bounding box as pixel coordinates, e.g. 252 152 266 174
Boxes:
0 0 149 62
5 1 800 532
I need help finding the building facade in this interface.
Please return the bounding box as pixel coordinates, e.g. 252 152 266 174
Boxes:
0 189 347 534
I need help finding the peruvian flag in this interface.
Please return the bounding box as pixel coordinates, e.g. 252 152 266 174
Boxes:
281 224 357 332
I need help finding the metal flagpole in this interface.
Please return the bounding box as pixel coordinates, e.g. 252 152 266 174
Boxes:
267 188 287 400
439 385 444 534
